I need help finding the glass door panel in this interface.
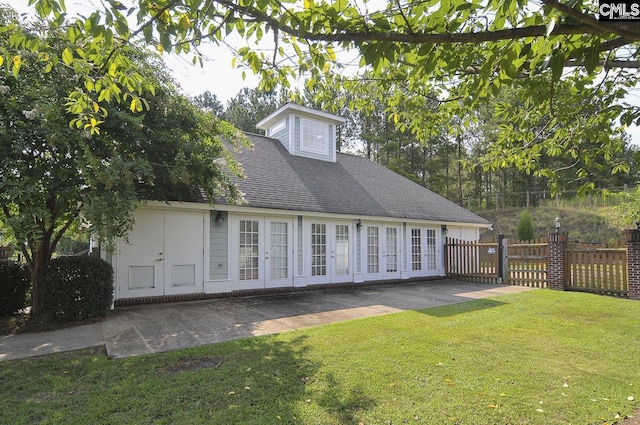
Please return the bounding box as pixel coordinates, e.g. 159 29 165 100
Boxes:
367 226 380 274
311 223 327 277
385 227 398 273
411 228 422 271
239 220 260 281
335 224 350 276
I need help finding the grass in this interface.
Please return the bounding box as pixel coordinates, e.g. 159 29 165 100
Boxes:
1 290 639 424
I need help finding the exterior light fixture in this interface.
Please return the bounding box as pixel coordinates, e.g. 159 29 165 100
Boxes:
355 219 362 230
441 224 448 233
215 211 225 226
636 221 640 231
554 217 561 233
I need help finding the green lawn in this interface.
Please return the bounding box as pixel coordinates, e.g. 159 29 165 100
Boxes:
1 290 638 424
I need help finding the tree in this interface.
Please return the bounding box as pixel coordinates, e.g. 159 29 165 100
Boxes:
6 1 640 196
516 211 536 242
0 16 246 317
13 1 640 123
192 90 224 117
222 87 286 133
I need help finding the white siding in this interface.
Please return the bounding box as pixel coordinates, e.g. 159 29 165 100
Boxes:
209 211 229 280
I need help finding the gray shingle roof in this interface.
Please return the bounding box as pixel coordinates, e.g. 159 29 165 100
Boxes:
225 133 490 225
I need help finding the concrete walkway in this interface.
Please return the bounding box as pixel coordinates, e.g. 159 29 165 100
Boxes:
0 280 535 361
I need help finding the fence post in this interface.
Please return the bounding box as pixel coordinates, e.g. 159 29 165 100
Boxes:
497 233 506 284
547 231 568 290
502 237 509 285
625 228 640 300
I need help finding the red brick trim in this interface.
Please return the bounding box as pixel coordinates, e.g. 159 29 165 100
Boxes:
626 229 640 300
114 276 444 307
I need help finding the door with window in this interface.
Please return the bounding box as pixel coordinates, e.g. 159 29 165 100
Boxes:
306 220 353 284
407 226 439 278
364 224 382 280
265 219 294 288
235 216 293 290
307 221 329 284
332 222 352 283
383 226 401 279
364 224 401 281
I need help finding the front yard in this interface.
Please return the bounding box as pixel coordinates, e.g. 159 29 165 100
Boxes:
1 290 638 424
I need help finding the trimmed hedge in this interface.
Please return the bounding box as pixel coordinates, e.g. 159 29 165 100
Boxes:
0 262 30 316
40 256 114 322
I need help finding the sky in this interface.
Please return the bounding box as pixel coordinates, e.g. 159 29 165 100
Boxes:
163 42 260 104
7 0 640 145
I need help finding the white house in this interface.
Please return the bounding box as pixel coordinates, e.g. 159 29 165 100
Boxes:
105 104 491 304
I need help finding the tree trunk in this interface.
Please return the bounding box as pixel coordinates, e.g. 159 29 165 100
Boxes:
457 135 463 205
27 239 53 318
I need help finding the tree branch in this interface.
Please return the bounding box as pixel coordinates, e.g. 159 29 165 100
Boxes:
542 0 640 39
214 0 640 45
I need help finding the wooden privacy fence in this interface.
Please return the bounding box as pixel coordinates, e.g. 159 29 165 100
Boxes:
445 234 631 297
506 238 548 288
566 242 627 296
445 239 500 284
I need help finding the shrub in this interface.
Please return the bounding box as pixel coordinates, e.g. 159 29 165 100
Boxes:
0 262 30 316
516 210 536 241
40 256 114 322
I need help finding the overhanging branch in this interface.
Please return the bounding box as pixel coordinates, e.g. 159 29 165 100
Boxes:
214 0 640 45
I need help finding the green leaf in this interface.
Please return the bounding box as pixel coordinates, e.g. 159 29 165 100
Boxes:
550 51 565 80
584 44 600 74
62 47 73 65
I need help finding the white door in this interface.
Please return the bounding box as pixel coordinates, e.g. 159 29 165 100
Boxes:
117 209 165 298
306 220 354 284
265 218 294 288
364 224 383 280
117 209 205 299
383 226 401 279
364 224 401 281
307 221 329 284
407 226 439 278
235 217 263 290
332 222 352 283
234 216 294 290
163 210 204 295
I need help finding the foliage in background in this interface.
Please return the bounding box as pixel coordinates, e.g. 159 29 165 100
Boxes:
39 256 113 322
221 87 288 133
0 14 247 317
0 262 30 316
478 198 637 243
6 0 640 199
516 210 536 241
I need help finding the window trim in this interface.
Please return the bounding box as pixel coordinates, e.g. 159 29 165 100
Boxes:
270 119 286 135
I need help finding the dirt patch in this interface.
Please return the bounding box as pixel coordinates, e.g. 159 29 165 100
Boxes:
619 410 640 425
160 356 224 374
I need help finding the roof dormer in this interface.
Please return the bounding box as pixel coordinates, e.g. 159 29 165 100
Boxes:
256 103 346 163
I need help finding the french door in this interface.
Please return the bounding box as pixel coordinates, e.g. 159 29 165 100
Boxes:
364 224 401 280
235 216 294 290
407 226 439 278
307 220 353 284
